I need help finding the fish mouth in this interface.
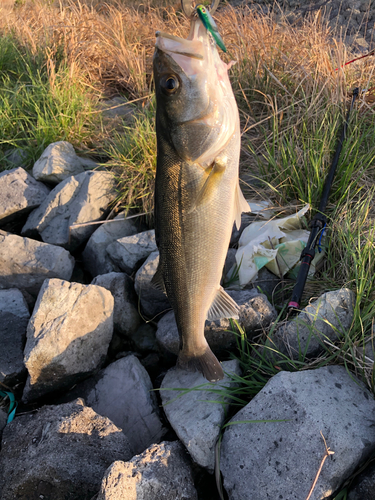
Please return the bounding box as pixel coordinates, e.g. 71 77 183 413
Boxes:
155 20 208 69
155 32 204 60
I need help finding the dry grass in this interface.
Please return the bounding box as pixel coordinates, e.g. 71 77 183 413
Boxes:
1 0 370 101
0 0 186 97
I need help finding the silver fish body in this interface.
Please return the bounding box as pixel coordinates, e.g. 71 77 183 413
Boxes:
153 19 248 381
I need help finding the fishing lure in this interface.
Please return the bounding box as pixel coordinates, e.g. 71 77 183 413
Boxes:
196 4 227 53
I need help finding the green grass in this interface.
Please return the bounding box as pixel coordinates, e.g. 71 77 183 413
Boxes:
0 34 98 170
105 99 156 215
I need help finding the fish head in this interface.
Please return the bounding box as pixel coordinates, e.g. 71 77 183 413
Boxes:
153 19 239 166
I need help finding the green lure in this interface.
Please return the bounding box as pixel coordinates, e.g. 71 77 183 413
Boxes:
196 4 227 53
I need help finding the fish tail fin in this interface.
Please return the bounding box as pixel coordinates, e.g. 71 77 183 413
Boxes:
178 347 224 382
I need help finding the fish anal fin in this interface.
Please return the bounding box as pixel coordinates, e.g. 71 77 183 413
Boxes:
178 347 224 382
207 286 239 321
188 159 226 214
234 184 250 230
150 265 166 294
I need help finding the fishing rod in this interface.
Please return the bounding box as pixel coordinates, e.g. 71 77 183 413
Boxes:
288 87 359 310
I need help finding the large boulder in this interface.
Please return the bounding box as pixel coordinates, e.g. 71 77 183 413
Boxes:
0 398 133 500
82 212 142 277
0 167 50 225
265 289 355 362
67 355 166 455
160 360 241 472
22 279 114 402
0 289 30 389
22 171 117 251
97 441 198 500
91 272 141 338
32 141 85 184
0 231 74 300
220 365 375 500
106 229 157 275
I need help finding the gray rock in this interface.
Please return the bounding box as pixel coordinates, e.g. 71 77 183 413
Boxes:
82 355 166 455
134 251 171 318
348 461 375 500
82 212 141 277
97 441 198 500
4 148 28 167
221 365 375 500
32 141 84 184
91 272 141 338
0 398 133 500
155 311 181 356
266 289 355 361
0 167 50 225
22 170 117 251
0 231 75 299
130 323 159 354
227 288 277 336
252 266 282 299
160 360 241 471
78 156 100 171
156 289 276 356
0 289 30 389
22 279 114 402
107 229 157 275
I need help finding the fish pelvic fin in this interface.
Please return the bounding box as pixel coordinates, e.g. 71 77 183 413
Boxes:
178 347 224 382
235 183 250 230
150 263 167 294
207 286 239 321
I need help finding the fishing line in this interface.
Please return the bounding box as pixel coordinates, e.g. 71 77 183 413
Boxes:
335 49 375 71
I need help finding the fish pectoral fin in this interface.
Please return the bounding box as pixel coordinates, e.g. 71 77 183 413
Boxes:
188 159 226 214
234 183 250 230
150 264 167 294
207 286 240 321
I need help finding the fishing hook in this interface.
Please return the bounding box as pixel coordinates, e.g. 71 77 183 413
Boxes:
181 0 220 18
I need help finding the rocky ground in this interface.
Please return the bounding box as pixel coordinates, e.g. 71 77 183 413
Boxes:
0 139 374 500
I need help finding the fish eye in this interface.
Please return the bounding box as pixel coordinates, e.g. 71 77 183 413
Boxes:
160 75 180 95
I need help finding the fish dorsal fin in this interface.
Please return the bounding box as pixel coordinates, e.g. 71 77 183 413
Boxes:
150 264 166 294
234 184 250 230
207 286 240 321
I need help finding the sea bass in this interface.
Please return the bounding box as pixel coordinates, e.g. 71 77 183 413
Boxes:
153 17 248 382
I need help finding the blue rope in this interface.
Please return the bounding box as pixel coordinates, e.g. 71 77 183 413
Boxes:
0 390 17 424
318 223 327 253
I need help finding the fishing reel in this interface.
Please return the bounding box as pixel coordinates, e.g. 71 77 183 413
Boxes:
181 0 220 18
